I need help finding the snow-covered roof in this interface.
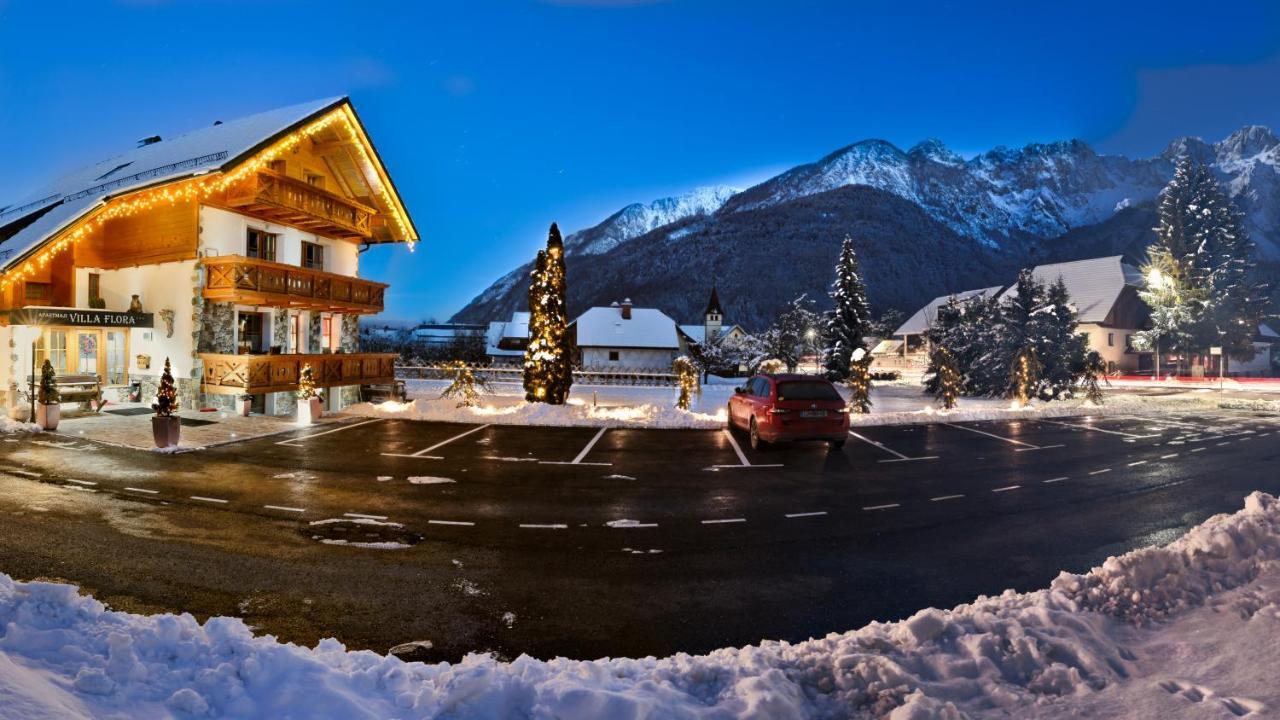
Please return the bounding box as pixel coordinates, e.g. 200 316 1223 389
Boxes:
0 96 416 271
678 324 744 344
895 286 1004 336
575 306 680 349
411 324 485 343
502 312 531 340
1000 256 1140 324
485 311 531 356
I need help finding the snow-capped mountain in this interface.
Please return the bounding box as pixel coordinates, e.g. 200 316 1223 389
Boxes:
452 126 1280 327
563 185 738 256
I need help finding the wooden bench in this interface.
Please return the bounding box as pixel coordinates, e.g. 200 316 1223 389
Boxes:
361 380 407 404
28 373 103 411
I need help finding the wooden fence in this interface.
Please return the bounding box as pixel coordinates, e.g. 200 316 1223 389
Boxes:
397 364 679 387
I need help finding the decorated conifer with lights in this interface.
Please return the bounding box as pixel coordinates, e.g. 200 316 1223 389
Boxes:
823 237 872 381
153 357 178 416
672 356 699 411
523 223 573 404
845 347 873 414
440 361 491 408
297 363 318 400
928 346 961 410
1008 344 1043 407
37 360 59 405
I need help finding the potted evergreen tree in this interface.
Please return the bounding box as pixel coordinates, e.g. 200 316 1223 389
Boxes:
296 364 323 425
235 393 252 417
151 357 181 448
35 360 60 430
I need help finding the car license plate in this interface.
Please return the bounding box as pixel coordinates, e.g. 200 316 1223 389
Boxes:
800 410 826 419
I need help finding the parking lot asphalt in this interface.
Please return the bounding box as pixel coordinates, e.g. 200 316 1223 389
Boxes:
0 408 1278 661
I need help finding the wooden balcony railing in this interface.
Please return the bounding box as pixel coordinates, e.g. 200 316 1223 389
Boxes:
202 255 387 314
224 169 376 240
199 352 397 395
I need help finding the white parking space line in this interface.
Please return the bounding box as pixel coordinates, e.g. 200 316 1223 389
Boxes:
1191 447 1206 453
701 518 747 525
66 479 97 486
1128 460 1147 467
1034 418 1159 439
1161 453 1179 459
278 419 382 446
848 431 937 462
264 504 305 513
1088 468 1112 475
381 424 492 459
930 494 964 502
573 427 609 464
992 485 1020 493
344 512 388 520
125 487 159 494
1043 477 1068 484
785 511 828 518
519 523 568 529
1217 441 1231 446
862 503 900 511
2 467 41 478
191 496 228 504
723 428 753 466
942 423 1046 449
1120 415 1205 431
708 464 786 470
428 519 475 527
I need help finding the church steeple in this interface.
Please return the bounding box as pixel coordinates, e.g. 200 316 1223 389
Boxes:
703 287 723 339
704 287 724 319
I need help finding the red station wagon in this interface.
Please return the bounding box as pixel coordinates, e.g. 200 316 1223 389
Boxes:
727 374 850 450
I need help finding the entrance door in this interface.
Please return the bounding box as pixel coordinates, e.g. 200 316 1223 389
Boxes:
105 330 128 385
76 331 99 375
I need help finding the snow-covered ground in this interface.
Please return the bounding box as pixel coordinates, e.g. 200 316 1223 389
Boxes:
343 379 1224 430
3 493 1279 718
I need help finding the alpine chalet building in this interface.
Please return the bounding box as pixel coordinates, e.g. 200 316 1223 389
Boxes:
0 97 417 417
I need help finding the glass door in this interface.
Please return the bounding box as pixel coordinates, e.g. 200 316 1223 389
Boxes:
105 331 127 385
77 331 100 375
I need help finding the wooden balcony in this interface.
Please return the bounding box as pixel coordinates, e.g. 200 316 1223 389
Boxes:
199 352 397 395
224 169 376 240
202 255 387 314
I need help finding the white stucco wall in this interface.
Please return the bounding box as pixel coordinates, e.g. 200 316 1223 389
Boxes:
199 206 358 276
581 347 677 370
1079 324 1141 373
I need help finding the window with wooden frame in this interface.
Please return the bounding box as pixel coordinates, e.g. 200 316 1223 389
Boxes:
246 228 277 261
23 282 51 304
268 159 287 175
304 169 325 189
87 273 101 301
301 241 325 271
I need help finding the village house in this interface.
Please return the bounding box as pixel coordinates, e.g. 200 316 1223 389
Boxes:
485 311 530 366
677 288 747 354
0 97 417 417
572 299 681 370
874 286 1004 370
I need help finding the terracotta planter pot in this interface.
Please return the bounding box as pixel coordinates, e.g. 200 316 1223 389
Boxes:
235 398 252 417
36 403 59 431
310 396 324 420
297 396 323 425
152 416 181 448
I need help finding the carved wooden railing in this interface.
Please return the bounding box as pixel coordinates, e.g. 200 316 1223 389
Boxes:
199 352 397 395
202 255 387 313
224 169 376 239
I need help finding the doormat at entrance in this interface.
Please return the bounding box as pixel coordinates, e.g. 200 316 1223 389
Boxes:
178 417 218 428
105 408 155 417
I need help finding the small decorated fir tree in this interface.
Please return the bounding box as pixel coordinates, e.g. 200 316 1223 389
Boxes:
37 360 59 405
153 357 177 416
440 361 492 408
672 356 698 411
928 346 961 410
523 223 573 404
845 348 873 414
1008 345 1043 407
297 364 318 400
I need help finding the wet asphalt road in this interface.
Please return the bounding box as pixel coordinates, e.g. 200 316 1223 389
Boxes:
0 408 1278 662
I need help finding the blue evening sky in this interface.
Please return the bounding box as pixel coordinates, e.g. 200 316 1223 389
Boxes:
2 1 1280 322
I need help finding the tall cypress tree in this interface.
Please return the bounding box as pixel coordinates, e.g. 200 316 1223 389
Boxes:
823 237 872 381
522 223 573 404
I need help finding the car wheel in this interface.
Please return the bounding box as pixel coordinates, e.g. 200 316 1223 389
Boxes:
749 418 767 451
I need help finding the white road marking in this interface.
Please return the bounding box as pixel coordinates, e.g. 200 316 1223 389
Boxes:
428 519 475 527
2 467 41 478
1161 453 1179 459
1127 460 1147 467
723 428 753 466
572 426 609 464
66 479 97 486
383 423 492 459
847 430 910 460
1088 468 1112 475
378 453 445 460
862 503 900 511
785 511 828 518
991 485 1020 493
701 517 747 524
1191 447 1206 453
64 486 95 492
539 461 613 466
1043 477 1068 484
344 512 388 520
124 487 159 494
930 494 964 502
278 418 382 446
942 423 1043 449
264 504 305 513
191 496 228 504
1014 444 1065 452
1217 441 1231 446
519 523 568 529
707 464 786 469
1035 419 1158 439
606 520 659 528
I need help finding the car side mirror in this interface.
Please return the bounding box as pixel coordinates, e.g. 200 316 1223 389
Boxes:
734 386 746 394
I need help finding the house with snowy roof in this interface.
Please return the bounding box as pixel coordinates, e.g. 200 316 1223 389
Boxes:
877 286 1005 364
572 299 681 370
485 311 530 365
998 256 1148 374
0 97 418 416
678 288 747 354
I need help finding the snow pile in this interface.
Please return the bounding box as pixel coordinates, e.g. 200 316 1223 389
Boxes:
847 389 1216 427
0 416 40 434
3 494 1280 718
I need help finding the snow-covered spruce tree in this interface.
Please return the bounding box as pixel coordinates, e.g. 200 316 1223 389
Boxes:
1030 278 1087 400
923 294 999 396
990 269 1044 398
822 237 872 381
762 295 820 372
523 224 573 404
870 308 905 340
